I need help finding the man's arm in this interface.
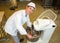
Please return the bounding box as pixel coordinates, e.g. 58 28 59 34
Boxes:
15 13 27 35
15 13 33 39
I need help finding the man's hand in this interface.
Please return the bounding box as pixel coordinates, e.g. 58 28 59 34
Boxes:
27 34 33 39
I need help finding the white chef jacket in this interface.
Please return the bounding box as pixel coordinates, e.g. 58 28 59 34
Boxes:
4 10 32 36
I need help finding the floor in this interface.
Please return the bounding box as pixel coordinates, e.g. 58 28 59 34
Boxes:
0 0 60 43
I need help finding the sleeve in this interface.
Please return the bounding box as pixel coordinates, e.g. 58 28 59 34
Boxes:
27 15 32 27
15 12 27 35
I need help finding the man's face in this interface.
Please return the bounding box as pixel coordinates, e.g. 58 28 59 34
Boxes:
26 6 35 14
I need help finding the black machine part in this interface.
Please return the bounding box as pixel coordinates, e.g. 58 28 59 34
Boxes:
26 25 43 42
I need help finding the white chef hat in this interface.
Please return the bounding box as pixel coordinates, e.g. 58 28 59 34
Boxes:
27 2 36 9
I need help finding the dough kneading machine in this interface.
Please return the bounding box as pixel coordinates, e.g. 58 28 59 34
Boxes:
26 9 57 43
